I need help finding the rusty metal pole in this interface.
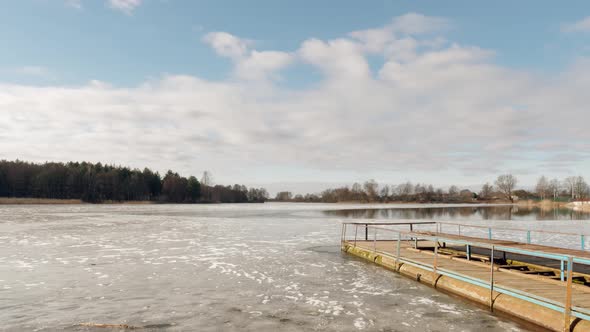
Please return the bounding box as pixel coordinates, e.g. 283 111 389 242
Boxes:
490 246 495 310
434 237 438 273
564 256 573 332
396 232 401 269
373 227 377 253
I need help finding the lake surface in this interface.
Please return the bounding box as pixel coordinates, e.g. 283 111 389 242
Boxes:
3 203 587 331
323 204 590 221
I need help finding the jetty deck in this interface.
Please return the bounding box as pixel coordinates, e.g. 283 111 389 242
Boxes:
341 221 590 332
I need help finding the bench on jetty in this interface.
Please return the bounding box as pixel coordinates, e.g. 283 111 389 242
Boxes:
341 221 590 332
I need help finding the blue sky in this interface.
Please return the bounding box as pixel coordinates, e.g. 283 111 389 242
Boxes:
1 1 590 194
2 0 589 85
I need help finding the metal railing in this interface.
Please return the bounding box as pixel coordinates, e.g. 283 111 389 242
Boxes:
434 221 590 251
341 221 590 331
341 219 590 251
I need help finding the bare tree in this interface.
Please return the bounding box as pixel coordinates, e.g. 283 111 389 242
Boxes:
379 185 390 201
479 182 494 199
397 182 413 200
201 171 213 187
448 185 459 197
549 179 560 201
495 174 518 202
574 176 589 200
275 191 293 201
564 176 577 200
363 179 378 201
535 176 549 200
200 171 213 201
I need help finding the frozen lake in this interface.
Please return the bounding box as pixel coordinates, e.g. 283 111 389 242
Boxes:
3 203 586 331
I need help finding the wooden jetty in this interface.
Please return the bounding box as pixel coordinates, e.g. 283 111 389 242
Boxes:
341 221 590 332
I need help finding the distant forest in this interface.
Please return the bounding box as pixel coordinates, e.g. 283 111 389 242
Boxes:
0 160 268 203
273 174 590 204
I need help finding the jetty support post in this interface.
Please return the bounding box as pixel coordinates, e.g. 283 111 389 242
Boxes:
365 224 368 241
354 224 358 248
373 227 377 253
490 245 495 310
561 260 565 282
527 230 531 244
582 234 585 251
564 256 573 332
433 237 438 273
396 232 401 267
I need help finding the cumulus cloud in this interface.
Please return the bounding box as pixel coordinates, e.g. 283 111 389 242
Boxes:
108 0 142 14
203 31 293 81
350 12 450 55
1 13 589 185
299 38 369 79
203 32 252 60
562 16 590 33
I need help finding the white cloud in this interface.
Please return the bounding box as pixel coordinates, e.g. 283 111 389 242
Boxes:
108 0 142 14
1 13 589 186
65 0 82 9
562 16 590 33
299 38 369 79
349 13 451 61
203 32 252 60
390 12 450 35
235 50 294 81
203 31 293 81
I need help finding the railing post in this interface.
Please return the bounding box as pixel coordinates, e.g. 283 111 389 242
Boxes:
354 224 358 248
434 237 438 273
581 234 585 251
527 230 531 244
564 256 574 332
365 224 368 241
488 227 492 240
561 259 565 282
490 245 495 310
373 227 377 253
396 232 401 268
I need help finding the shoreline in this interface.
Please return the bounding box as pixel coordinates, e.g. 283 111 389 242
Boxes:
0 198 266 205
0 198 155 205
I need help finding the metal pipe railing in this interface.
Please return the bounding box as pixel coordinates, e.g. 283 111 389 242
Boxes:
434 221 590 251
341 222 588 329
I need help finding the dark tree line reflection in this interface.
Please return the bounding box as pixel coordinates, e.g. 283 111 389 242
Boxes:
324 206 590 221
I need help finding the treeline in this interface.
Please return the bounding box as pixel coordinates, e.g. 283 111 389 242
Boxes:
274 174 590 204
0 160 268 203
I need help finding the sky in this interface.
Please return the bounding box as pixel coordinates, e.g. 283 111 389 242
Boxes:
1 0 590 194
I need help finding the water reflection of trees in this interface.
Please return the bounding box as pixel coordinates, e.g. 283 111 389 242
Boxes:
323 206 590 221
